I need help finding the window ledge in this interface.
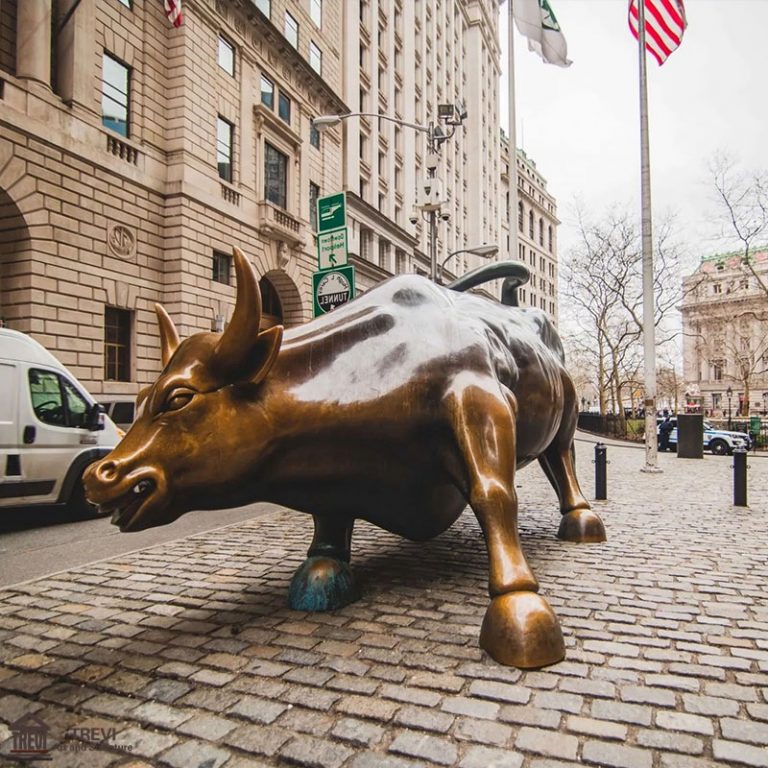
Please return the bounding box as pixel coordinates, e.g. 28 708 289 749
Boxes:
254 103 301 149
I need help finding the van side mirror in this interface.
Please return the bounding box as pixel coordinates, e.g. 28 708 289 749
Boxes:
86 403 106 432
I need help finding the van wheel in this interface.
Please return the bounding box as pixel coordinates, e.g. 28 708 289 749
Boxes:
69 477 109 520
709 439 728 456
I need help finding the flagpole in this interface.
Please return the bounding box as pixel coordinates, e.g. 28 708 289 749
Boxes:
637 0 661 473
508 0 519 269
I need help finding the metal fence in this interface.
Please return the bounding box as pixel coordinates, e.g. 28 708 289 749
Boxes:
577 413 768 451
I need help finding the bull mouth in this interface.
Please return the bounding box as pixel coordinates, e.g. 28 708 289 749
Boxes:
100 478 157 532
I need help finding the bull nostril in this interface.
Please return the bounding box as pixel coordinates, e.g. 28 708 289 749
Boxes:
96 460 119 482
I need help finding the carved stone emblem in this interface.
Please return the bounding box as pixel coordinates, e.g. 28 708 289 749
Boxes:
107 224 136 260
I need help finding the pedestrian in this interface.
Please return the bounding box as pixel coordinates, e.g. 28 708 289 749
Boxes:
658 414 673 451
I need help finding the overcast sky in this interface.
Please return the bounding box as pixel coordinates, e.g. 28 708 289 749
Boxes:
498 0 768 270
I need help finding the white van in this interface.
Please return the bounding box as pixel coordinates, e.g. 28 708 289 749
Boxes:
0 328 121 517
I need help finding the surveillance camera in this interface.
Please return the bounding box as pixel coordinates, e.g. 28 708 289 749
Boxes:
409 215 418 225
440 212 450 222
456 99 467 121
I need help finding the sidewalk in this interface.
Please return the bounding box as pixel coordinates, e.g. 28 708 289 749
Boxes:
1 438 766 767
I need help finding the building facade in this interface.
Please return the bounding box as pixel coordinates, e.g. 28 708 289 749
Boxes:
0 0 559 403
0 0 345 402
500 142 559 324
680 248 768 417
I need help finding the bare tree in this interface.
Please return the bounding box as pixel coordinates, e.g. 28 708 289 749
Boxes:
711 153 768 297
561 206 684 428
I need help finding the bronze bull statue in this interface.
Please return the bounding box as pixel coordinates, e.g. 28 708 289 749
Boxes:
85 248 606 668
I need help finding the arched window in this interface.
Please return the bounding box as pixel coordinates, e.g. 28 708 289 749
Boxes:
528 210 534 238
518 201 523 231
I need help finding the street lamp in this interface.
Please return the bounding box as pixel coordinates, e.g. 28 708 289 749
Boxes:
312 107 467 282
437 244 498 284
762 391 767 416
726 385 733 429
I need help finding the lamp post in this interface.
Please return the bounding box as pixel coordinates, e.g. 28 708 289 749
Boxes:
726 385 733 429
312 107 467 282
763 391 767 416
436 244 498 284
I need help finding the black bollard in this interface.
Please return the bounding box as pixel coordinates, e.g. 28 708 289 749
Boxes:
594 442 607 500
733 447 748 507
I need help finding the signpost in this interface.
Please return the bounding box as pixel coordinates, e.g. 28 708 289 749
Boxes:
317 228 348 270
313 192 354 317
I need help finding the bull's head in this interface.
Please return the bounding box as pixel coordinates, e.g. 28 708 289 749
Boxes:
84 248 283 531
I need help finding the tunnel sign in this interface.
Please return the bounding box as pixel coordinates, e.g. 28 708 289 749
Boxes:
313 265 355 316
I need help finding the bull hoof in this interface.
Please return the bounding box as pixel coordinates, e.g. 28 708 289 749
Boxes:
288 556 359 612
480 591 565 668
557 508 607 543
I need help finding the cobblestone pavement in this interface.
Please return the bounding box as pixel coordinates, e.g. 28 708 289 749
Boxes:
0 438 766 768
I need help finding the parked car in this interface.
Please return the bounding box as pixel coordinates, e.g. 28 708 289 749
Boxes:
99 397 137 430
0 328 122 517
656 417 751 455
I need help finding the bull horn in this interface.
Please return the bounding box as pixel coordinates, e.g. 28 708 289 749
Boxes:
212 247 262 376
155 304 179 366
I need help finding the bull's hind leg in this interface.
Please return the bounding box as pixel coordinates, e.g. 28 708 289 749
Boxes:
448 383 564 668
538 378 606 543
288 516 359 611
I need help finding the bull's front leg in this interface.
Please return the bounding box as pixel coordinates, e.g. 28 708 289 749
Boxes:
448 383 565 668
288 516 359 611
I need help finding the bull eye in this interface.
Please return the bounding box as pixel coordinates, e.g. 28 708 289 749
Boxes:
164 389 195 412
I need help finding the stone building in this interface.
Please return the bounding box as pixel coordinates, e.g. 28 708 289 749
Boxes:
0 0 346 402
680 248 768 417
0 0 559 403
501 141 559 324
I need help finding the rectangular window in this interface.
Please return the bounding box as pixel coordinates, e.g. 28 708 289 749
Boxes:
101 52 130 137
216 116 234 182
309 42 322 74
311 0 322 26
212 250 232 284
278 92 291 124
284 11 299 48
309 121 320 149
260 75 274 109
265 142 288 209
218 35 235 76
104 307 132 382
255 0 270 16
309 182 320 230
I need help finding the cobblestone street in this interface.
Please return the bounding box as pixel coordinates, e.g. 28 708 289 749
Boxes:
1 438 766 767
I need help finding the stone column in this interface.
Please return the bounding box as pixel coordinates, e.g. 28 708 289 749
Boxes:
56 0 97 109
16 0 52 87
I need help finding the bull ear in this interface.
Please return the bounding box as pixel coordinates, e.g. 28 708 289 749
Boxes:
248 325 283 385
155 304 179 366
211 247 264 379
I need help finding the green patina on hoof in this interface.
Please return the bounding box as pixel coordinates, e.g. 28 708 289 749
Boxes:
288 556 359 612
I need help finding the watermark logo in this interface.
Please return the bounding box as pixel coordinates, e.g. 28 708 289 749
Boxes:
9 714 52 761
4 714 134 760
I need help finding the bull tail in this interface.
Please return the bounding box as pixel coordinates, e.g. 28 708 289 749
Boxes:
445 261 530 306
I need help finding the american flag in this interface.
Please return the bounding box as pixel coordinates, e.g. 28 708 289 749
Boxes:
163 0 183 27
628 0 686 65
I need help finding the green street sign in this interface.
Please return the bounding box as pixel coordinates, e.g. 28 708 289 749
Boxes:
317 192 346 233
317 227 348 270
313 265 355 316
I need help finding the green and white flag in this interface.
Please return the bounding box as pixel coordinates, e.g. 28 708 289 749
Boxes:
513 0 571 67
